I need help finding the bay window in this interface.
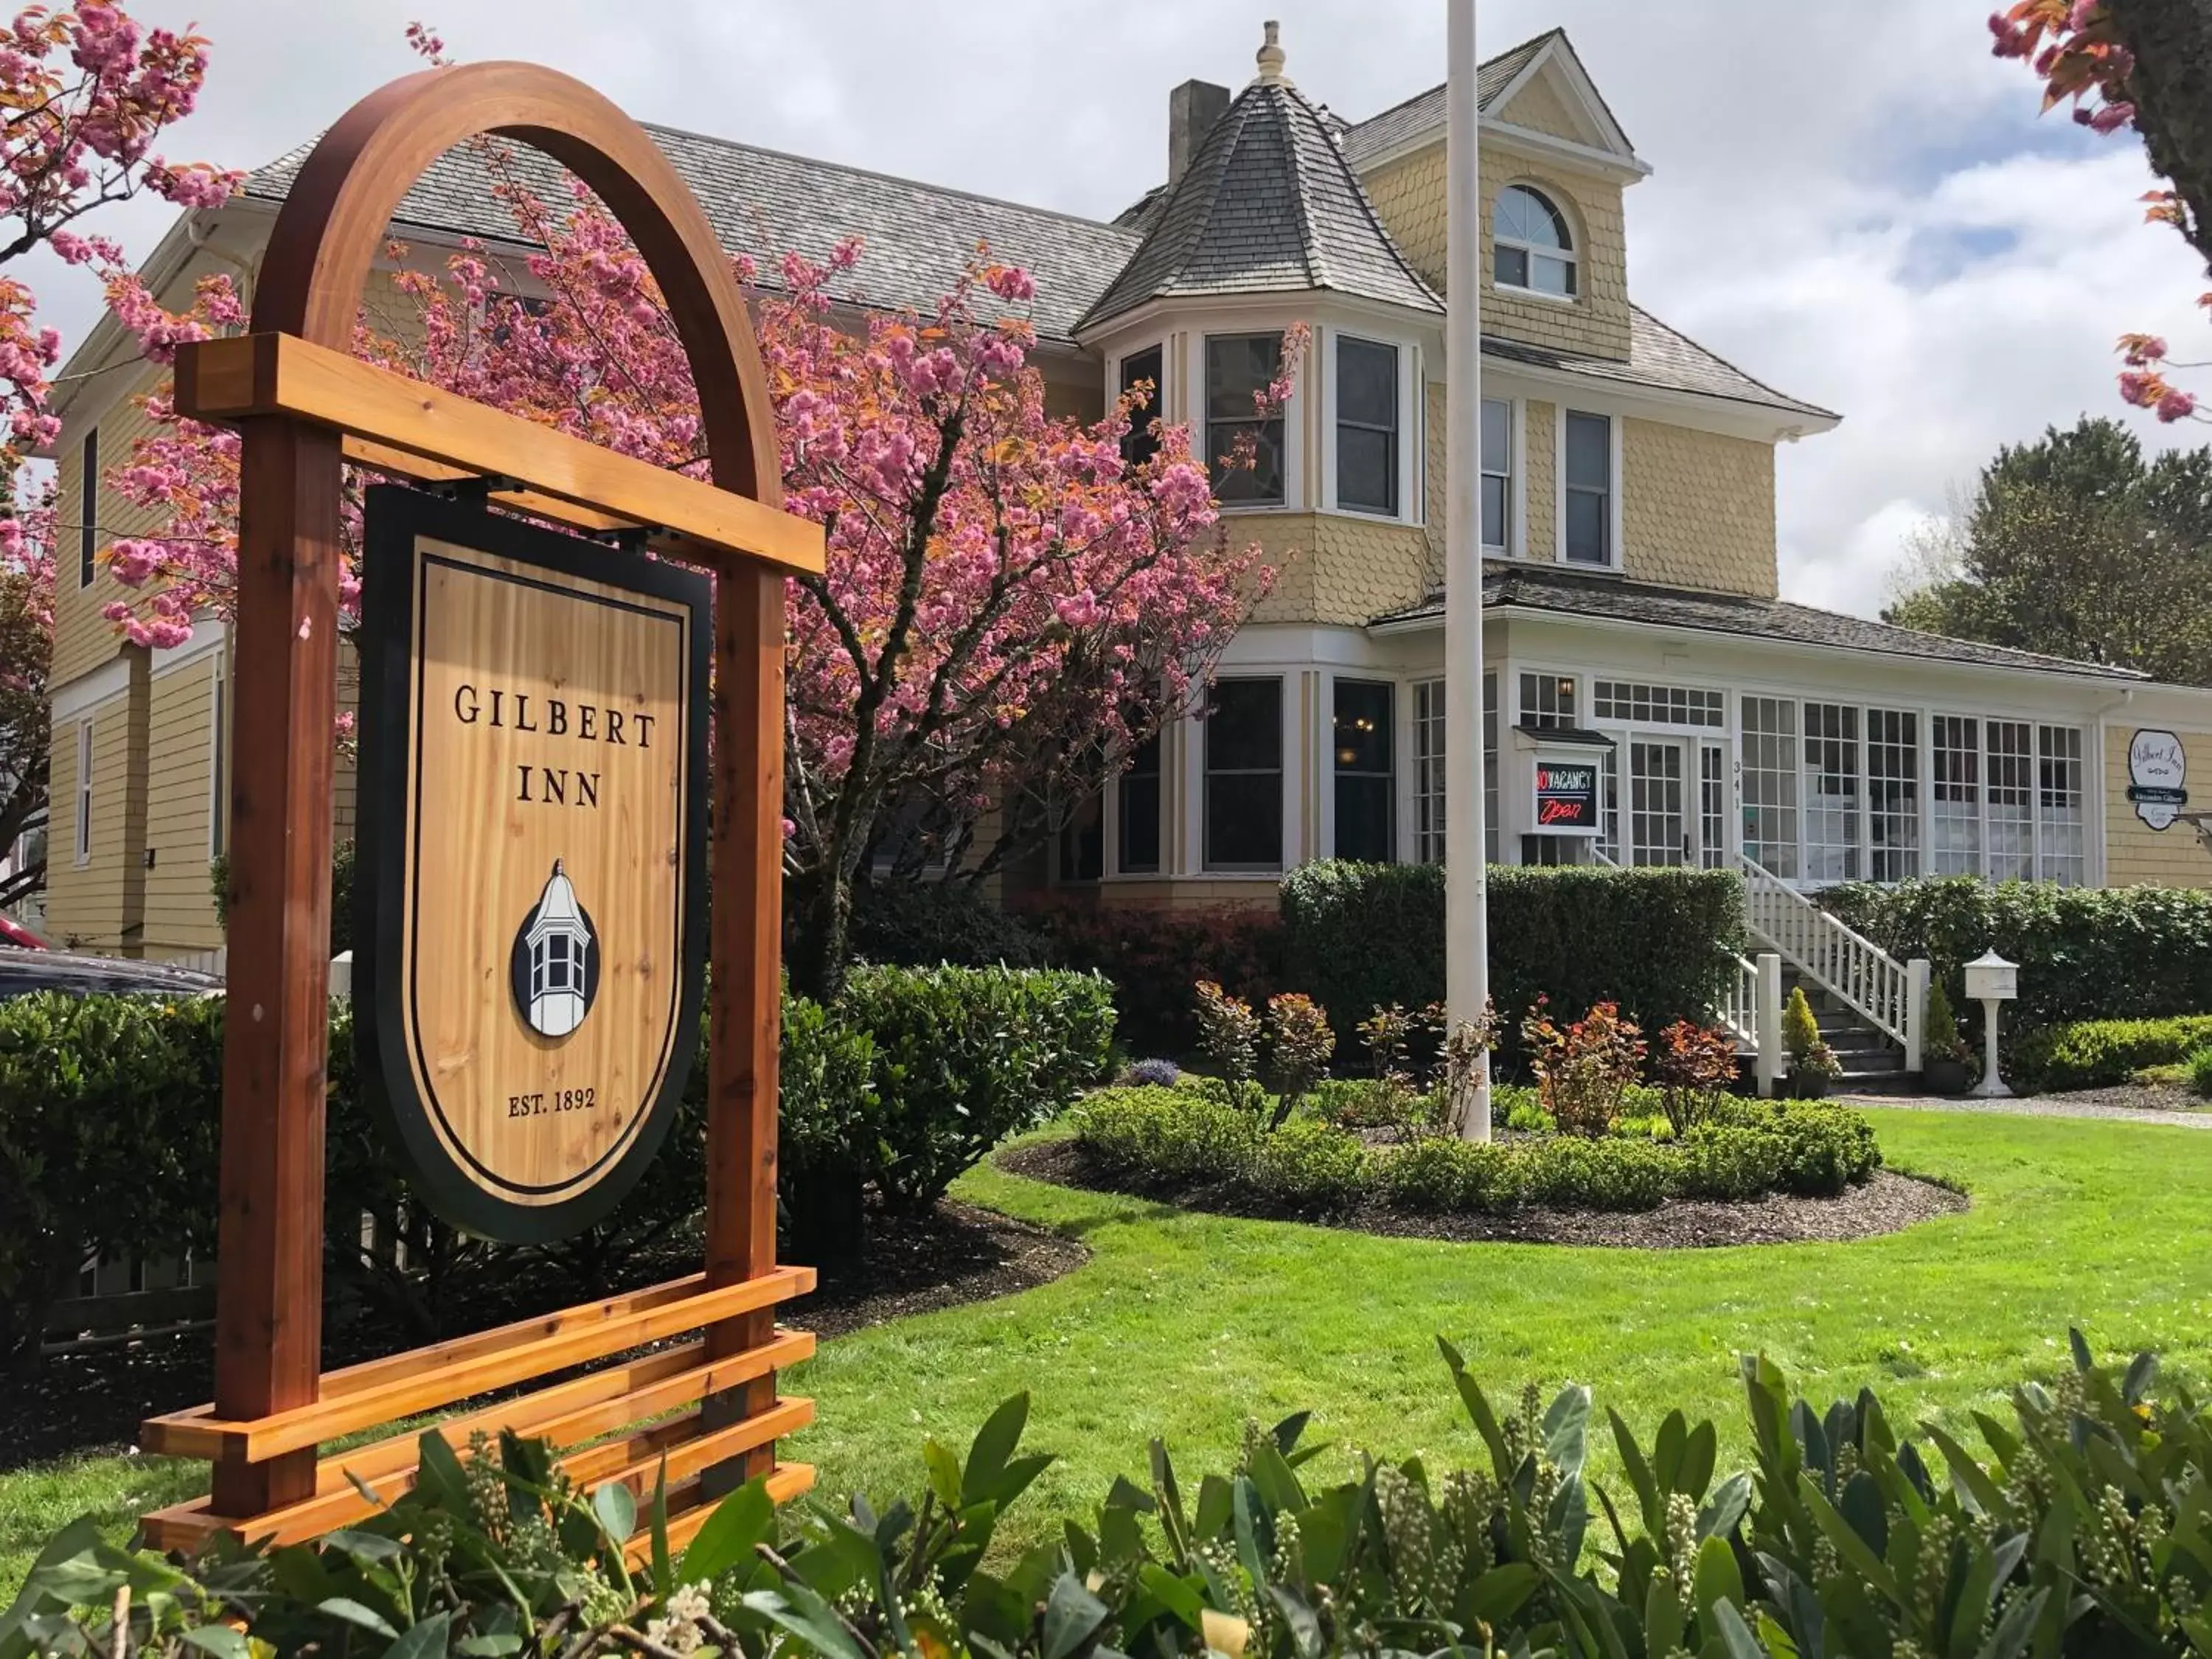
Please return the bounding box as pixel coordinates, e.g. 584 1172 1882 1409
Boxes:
1335 336 1398 515
1206 333 1285 507
1204 678 1283 870
1332 679 1394 860
1119 345 1163 468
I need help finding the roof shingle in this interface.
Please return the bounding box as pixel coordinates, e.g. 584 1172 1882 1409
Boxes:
1073 74 1441 334
1486 306 1839 420
1373 563 2145 681
243 124 1143 345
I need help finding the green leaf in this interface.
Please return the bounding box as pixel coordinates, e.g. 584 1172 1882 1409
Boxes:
963 1394 1031 1506
649 1458 672 1601
1705 1599 1767 1659
745 1586 868 1659
414 1431 472 1511
1644 1576 1685 1657
1247 1440 1307 1517
1265 1585 1322 1659
1680 1419 1719 1502
178 1628 251 1659
1269 1411 1312 1455
1465 1562 1539 1625
2067 1329 2093 1374
1609 1407 1663 1533
1799 1475 1901 1602
679 1477 776 1587
455 1639 523 1658
1543 1385 1593 1481
382 1612 454 1659
1976 1586 2048 1659
2124 1351 2159 1407
592 1481 637 1549
1923 1423 2008 1520
1135 1564 1205 1629
923 1439 964 1510
1041 1572 1109 1659
321 1529 407 1565
319 1596 401 1639
1655 1410 1688 1495
1691 1534 1744 1624
1696 1472 1752 1543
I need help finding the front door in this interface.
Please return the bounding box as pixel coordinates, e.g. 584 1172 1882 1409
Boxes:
1628 739 1688 866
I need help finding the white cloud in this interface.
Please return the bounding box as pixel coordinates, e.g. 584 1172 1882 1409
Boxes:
29 0 2212 619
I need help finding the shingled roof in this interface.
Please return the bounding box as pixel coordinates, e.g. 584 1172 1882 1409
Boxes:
1487 306 1840 420
1338 29 1559 167
1373 563 2145 681
1073 37 1441 335
241 125 1144 346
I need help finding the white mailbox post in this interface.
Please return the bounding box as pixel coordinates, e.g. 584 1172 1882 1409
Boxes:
1964 949 2018 1098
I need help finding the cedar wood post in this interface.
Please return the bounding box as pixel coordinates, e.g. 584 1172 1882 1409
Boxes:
208 61 791 1512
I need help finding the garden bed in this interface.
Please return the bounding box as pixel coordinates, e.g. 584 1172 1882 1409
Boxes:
1001 1136 1965 1247
0 1199 1085 1471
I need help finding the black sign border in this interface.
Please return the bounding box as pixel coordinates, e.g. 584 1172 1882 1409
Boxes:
355 484 712 1245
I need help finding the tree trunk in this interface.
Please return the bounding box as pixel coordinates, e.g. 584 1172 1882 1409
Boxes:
786 866 853 1004
2110 0 2212 268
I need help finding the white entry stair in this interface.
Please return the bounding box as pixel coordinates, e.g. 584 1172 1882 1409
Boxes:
1738 855 1928 1088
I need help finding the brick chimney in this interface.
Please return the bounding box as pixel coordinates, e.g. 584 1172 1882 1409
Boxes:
1168 78 1231 188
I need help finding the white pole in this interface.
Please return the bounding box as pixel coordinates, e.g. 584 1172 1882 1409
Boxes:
1444 0 1491 1141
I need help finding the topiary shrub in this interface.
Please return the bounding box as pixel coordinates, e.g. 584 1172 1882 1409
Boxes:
1249 1118 1368 1209
843 879 1050 970
2010 1012 2212 1093
1279 860 1743 1062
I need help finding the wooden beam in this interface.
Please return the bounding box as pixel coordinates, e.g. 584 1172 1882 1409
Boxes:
175 333 824 576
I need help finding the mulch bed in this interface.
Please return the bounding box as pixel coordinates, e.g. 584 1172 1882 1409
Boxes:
998 1138 1968 1250
0 1200 1085 1473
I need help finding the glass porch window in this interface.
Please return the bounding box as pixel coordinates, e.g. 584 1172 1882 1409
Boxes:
1739 695 1798 877
1867 708 1919 881
2038 725 2085 886
1333 679 1395 861
1204 678 1283 870
1986 720 2034 881
1930 714 1980 876
1802 702 1861 881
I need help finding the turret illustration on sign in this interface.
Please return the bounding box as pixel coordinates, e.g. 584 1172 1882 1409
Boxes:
512 860 599 1037
2128 728 2189 830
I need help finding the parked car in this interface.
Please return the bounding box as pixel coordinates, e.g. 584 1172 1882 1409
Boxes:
0 913 47 950
0 947 222 1000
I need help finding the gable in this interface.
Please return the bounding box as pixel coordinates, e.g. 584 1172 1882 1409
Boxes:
1494 63 1607 150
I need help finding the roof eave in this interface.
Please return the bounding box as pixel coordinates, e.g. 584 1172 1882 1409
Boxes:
1479 347 1840 441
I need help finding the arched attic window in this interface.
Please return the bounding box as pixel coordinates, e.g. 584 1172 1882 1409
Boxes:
1494 184 1576 298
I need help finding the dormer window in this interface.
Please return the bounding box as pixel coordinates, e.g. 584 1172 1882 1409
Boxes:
1494 184 1576 298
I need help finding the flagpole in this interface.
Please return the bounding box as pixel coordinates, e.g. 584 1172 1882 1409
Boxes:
1444 0 1492 1140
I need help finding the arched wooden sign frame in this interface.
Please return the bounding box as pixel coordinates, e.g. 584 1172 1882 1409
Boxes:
138 62 826 1557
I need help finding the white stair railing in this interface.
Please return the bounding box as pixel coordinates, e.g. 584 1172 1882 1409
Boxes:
1716 947 1760 1050
1713 947 1784 1098
1737 854 1926 1068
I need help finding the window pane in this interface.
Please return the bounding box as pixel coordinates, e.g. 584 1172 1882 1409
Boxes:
1494 243 1528 289
1500 185 1568 249
1119 345 1162 468
1481 476 1508 550
2037 725 2084 885
1206 333 1282 418
1565 412 1610 488
1480 397 1510 474
1416 678 1449 866
1931 714 1980 877
1335 676 1396 862
1060 790 1104 881
1333 679 1392 775
1740 695 1798 877
1118 731 1161 874
1803 702 1861 882
1534 254 1575 296
1338 338 1397 427
1987 720 2034 881
1211 417 1284 504
1868 709 1919 882
1564 489 1607 563
1207 776 1282 867
1338 426 1396 514
1207 679 1281 769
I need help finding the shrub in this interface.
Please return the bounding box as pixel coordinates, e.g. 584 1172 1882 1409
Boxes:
1026 899 1281 1054
776 990 882 1258
1377 1133 1523 1211
1517 1133 1674 1211
1677 1122 1788 1200
1651 1019 1739 1135
841 964 1116 1212
1922 974 1967 1062
2192 1046 2212 1099
1261 991 1333 1128
1521 998 1644 1137
843 878 1050 969
1279 860 1743 1059
2010 1012 2212 1093
1069 1085 1259 1181
1707 1098 1882 1195
15 1329 2205 1659
1250 1118 1368 1209
1826 874 2212 1046
1122 1057 1180 1088
1781 984 1820 1063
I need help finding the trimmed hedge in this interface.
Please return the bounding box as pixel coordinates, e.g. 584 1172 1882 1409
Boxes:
1279 860 1745 1057
1068 1085 1878 1216
2008 1013 2212 1094
1027 898 1283 1054
0 964 1112 1366
842 879 1051 970
1823 875 2212 1042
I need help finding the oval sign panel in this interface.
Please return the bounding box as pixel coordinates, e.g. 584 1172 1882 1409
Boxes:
355 485 709 1242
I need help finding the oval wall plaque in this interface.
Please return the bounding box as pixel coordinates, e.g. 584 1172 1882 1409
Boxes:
355 485 709 1242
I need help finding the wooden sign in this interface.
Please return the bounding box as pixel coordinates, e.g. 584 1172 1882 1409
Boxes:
355 485 709 1242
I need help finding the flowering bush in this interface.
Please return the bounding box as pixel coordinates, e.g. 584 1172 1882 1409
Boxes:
1519 998 1646 1138
1650 1019 1741 1136
1262 991 1334 1129
1192 979 1263 1096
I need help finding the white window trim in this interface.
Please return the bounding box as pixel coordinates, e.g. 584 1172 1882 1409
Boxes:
74 720 92 867
1552 408 1624 570
1197 330 1304 515
1324 671 1399 862
1492 183 1580 303
1321 328 1419 524
1481 394 1528 559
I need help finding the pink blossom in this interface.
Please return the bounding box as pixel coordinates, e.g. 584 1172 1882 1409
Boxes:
2156 389 2197 422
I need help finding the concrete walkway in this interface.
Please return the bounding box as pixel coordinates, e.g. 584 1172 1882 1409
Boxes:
1840 1090 2212 1129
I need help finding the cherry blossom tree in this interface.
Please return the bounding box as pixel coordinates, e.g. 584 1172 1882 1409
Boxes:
0 1 239 489
93 133 1282 997
1990 0 2212 420
0 482 52 905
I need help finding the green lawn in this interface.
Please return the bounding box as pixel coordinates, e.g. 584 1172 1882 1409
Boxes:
8 1106 2212 1596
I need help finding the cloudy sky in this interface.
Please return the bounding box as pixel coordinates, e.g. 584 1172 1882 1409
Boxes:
29 0 2209 615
